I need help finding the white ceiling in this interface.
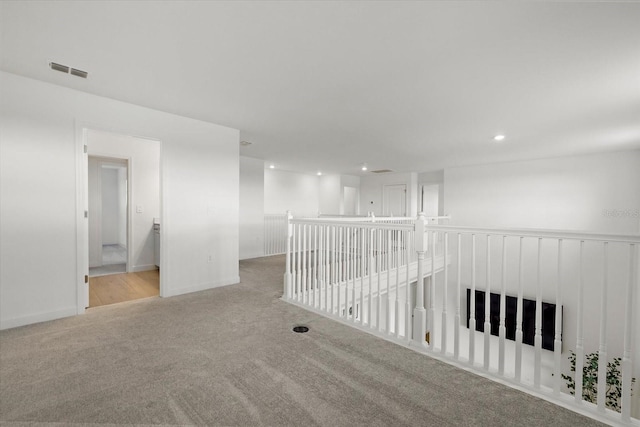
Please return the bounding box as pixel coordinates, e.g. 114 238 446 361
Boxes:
1 1 639 175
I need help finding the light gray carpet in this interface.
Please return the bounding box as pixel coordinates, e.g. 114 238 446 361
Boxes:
0 255 604 426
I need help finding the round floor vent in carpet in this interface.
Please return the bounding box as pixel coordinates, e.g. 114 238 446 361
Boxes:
292 326 309 333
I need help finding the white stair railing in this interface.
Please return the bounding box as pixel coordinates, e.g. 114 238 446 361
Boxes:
264 213 288 255
283 214 640 426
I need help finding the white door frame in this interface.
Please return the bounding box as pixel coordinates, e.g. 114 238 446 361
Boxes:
75 121 165 313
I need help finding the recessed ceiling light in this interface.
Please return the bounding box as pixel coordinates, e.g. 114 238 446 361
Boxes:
317 172 322 176
240 140 252 146
269 164 275 169
361 164 368 171
494 134 505 141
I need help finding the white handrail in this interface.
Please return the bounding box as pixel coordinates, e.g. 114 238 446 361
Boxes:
425 224 640 244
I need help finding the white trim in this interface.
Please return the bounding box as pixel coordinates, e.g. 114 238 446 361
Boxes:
158 140 165 298
163 276 240 298
130 264 159 273
0 307 78 331
74 123 88 313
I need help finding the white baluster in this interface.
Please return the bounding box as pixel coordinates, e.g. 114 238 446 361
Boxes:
395 229 401 338
469 234 476 366
441 232 449 355
484 235 491 371
337 227 342 317
302 224 307 304
429 229 436 350
284 211 292 299
353 227 358 323
313 224 318 308
319 226 325 310
345 227 350 319
597 242 609 412
534 238 542 388
515 237 524 382
296 224 301 301
553 239 563 395
499 235 507 375
377 229 382 332
575 241 585 404
406 230 412 342
368 227 374 327
332 226 337 314
621 243 637 421
387 229 392 334
326 225 330 311
454 233 461 360
361 227 366 326
413 213 427 347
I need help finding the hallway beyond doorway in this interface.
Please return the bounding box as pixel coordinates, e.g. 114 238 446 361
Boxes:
89 244 127 277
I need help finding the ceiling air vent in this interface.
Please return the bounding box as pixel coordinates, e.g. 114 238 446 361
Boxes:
70 68 88 78
370 169 394 174
49 62 88 78
49 62 69 73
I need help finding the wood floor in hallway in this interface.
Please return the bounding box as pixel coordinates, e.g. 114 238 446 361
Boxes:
89 269 159 307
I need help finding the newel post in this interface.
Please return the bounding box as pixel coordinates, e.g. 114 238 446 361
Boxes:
413 212 427 347
284 210 293 299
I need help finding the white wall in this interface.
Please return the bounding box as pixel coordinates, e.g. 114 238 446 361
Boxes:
88 131 161 272
264 169 319 217
0 71 240 329
444 151 640 233
239 156 265 260
88 157 101 267
101 167 121 245
360 172 418 217
319 174 341 215
117 167 127 247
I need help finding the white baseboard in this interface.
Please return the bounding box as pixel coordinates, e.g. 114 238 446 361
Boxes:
164 275 240 297
239 252 266 260
130 264 158 273
0 306 77 330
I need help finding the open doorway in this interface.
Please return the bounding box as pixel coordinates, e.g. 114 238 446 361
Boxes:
89 157 128 276
343 186 359 216
84 129 161 308
420 184 440 217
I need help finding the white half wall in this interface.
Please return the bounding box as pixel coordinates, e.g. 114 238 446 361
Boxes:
239 156 265 260
0 71 240 329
